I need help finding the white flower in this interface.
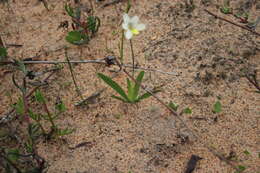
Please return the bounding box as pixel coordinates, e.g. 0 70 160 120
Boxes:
122 13 146 39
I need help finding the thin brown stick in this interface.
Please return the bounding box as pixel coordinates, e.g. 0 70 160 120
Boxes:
65 50 84 100
204 9 260 37
0 59 105 65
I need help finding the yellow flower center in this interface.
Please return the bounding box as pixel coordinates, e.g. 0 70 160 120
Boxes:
129 23 139 35
131 28 139 35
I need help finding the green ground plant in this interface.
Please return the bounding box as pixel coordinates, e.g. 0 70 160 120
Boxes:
98 71 157 103
64 3 100 45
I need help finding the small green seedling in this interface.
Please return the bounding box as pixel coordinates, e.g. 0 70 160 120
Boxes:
168 101 192 114
213 100 222 113
183 107 192 114
220 6 232 14
64 4 100 45
98 71 157 103
33 90 73 137
168 101 179 111
220 0 232 14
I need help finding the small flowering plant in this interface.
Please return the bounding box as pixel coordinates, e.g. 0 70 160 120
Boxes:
98 2 157 104
122 13 146 39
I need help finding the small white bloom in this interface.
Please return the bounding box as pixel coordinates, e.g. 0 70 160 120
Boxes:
122 13 146 39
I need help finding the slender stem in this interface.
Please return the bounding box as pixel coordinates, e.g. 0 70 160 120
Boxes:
122 64 178 75
119 30 124 63
204 9 260 37
42 102 56 129
129 39 135 76
65 51 84 100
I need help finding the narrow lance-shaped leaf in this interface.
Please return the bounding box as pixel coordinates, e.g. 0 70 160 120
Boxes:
137 88 160 102
56 128 74 136
65 4 75 17
127 78 134 102
111 95 127 102
133 71 144 100
97 73 129 102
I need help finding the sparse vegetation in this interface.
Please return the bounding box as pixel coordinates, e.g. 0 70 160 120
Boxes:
0 0 259 172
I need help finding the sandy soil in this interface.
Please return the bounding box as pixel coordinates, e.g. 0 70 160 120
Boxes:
0 0 260 173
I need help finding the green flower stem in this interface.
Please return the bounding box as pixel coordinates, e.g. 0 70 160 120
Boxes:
120 30 124 63
129 39 135 76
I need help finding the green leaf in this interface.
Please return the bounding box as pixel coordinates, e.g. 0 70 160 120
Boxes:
168 101 179 111
137 92 152 102
243 150 250 155
237 165 246 172
55 101 66 113
183 107 192 114
111 95 127 102
98 73 129 102
213 100 222 113
137 89 160 102
28 110 40 121
87 16 100 34
25 141 33 153
220 6 232 14
133 71 144 101
65 31 89 45
35 90 45 103
65 4 75 17
56 128 74 136
7 148 20 162
0 47 7 61
13 97 24 115
127 78 134 102
28 123 40 140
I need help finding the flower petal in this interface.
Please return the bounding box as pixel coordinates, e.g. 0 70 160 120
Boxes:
123 13 130 23
122 22 128 30
130 16 139 24
135 23 146 31
125 30 133 39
